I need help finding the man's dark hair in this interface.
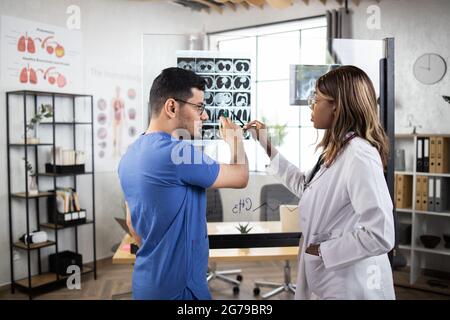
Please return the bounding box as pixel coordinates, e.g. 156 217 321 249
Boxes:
149 67 206 117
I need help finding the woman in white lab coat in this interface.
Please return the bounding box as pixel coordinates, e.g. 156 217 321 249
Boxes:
245 65 396 300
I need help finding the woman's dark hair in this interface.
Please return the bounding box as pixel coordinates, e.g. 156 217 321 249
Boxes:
149 67 206 117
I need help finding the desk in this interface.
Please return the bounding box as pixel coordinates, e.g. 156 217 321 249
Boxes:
112 221 300 299
112 233 299 264
113 221 300 265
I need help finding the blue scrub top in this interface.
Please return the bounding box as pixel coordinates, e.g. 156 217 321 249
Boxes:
118 132 220 299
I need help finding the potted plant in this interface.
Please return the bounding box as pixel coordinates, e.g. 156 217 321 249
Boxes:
235 222 253 234
261 116 288 147
22 103 53 144
22 157 38 196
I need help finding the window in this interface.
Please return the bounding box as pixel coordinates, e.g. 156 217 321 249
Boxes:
208 17 327 172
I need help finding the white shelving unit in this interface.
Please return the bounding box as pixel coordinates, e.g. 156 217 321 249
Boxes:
395 134 450 292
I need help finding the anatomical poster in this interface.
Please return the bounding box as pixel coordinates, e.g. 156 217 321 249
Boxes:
176 51 252 140
0 15 82 92
88 65 142 172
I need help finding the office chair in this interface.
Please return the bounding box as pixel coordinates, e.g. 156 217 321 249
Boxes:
254 184 300 299
206 189 243 295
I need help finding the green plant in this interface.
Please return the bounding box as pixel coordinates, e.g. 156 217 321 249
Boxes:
235 222 253 234
26 104 53 132
261 116 288 147
22 157 35 176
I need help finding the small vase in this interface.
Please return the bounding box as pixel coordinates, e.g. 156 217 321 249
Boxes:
29 175 38 196
22 129 40 144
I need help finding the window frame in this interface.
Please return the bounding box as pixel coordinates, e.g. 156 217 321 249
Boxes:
207 16 327 172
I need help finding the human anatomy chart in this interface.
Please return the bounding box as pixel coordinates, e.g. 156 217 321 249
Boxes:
88 65 142 172
177 53 252 140
1 15 82 91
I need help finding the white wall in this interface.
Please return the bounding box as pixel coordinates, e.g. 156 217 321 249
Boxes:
1 0 450 287
0 0 205 287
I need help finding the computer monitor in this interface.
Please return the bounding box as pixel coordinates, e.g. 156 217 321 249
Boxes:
114 217 130 235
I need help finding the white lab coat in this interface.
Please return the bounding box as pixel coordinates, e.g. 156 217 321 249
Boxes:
266 136 396 300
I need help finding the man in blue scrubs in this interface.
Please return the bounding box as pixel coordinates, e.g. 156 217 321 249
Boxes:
118 67 249 299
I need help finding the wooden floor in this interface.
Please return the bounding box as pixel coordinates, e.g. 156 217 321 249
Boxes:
0 258 449 300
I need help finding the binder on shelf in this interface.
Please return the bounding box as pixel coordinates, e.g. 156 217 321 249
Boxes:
435 177 449 212
415 175 422 210
423 137 429 172
416 138 424 172
429 137 437 173
421 176 428 211
395 174 412 209
427 176 435 212
436 137 450 174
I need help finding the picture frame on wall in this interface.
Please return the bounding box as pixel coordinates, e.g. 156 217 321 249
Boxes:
289 64 340 106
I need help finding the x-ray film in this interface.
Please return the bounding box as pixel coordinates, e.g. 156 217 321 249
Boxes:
177 53 252 140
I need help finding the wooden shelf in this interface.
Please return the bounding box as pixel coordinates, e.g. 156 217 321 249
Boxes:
13 240 56 250
15 272 59 289
398 245 412 250
395 133 450 138
40 220 94 230
11 191 55 199
415 244 450 256
396 208 413 213
14 264 94 289
40 121 92 125
415 210 450 217
394 269 450 296
415 172 450 177
395 171 414 175
37 172 93 177
9 143 53 147
7 90 92 98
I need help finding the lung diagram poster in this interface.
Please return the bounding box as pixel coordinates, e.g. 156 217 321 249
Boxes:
1 15 82 92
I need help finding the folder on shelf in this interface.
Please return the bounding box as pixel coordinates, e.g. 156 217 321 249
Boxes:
415 175 422 210
416 138 424 172
73 192 81 212
421 176 428 211
429 137 437 173
436 137 450 173
435 177 449 212
423 137 429 172
396 174 412 209
427 177 435 212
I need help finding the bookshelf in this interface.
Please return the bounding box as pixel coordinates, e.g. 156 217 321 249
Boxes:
394 134 450 295
5 90 97 299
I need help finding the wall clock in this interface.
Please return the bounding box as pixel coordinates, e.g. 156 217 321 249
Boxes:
413 53 447 85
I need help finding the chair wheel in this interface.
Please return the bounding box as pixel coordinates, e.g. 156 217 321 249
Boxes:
253 287 260 296
233 286 240 295
236 275 243 282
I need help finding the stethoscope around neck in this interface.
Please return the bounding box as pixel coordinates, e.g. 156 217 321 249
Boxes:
303 133 357 190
